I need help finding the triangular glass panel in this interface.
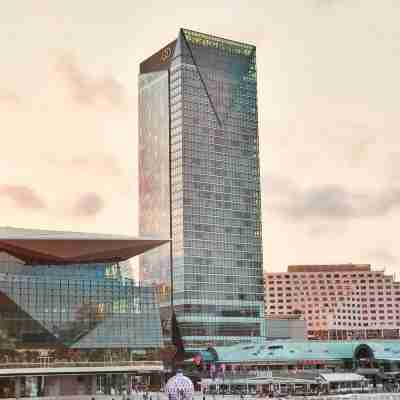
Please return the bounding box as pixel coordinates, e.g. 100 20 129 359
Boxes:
180 29 256 127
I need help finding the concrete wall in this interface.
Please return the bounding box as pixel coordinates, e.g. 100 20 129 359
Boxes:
266 318 307 340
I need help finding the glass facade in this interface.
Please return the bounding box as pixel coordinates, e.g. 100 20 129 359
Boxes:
0 251 162 350
139 29 265 346
138 70 174 338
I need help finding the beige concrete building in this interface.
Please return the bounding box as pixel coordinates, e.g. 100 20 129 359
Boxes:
265 264 400 340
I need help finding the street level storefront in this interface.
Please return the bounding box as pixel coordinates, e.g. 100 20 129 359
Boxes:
0 362 163 397
200 372 368 396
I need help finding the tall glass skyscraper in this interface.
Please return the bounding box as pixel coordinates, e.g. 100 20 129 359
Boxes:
139 29 265 346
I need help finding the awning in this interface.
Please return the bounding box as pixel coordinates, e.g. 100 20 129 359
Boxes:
201 377 317 386
319 373 366 383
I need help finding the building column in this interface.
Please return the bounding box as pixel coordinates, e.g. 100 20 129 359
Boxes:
52 377 61 396
41 375 45 396
15 377 21 399
91 375 98 394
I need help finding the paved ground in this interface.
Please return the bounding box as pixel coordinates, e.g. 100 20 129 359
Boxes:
123 393 400 400
6 392 400 400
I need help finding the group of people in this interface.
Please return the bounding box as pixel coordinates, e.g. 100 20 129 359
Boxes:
92 389 154 400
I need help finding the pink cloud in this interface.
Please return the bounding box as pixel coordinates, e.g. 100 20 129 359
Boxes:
73 192 105 217
55 53 126 108
0 185 46 210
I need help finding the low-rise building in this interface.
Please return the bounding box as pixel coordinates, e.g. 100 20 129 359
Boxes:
195 341 400 396
196 340 400 372
265 264 400 340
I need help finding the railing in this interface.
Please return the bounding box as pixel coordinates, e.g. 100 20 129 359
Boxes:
299 395 400 400
0 360 163 370
194 372 259 380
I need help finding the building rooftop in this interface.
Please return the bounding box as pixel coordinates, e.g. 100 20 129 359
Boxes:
140 28 255 74
266 314 304 320
198 340 400 364
0 227 169 264
287 264 371 273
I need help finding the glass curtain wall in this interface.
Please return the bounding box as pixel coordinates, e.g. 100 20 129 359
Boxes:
139 29 265 346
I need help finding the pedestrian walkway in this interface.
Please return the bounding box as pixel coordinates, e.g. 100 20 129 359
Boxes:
3 392 400 400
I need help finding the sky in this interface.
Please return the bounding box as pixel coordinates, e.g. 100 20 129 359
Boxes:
1 0 400 276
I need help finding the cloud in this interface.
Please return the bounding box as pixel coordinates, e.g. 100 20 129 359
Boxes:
0 185 46 210
55 53 126 108
265 175 400 220
284 185 357 219
72 192 105 217
0 90 21 105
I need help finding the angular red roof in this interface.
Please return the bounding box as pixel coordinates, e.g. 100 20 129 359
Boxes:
0 227 169 264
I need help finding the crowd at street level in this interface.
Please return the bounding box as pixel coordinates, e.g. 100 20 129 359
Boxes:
5 390 400 400
131 392 400 400
198 383 400 398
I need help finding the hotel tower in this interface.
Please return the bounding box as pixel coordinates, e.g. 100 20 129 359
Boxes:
139 29 265 346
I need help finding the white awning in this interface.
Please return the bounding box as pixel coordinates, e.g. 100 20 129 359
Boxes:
320 373 366 383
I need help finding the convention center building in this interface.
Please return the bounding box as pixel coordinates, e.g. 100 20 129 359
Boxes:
0 227 168 398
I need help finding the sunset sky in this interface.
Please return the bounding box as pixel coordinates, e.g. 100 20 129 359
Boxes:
2 0 400 275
